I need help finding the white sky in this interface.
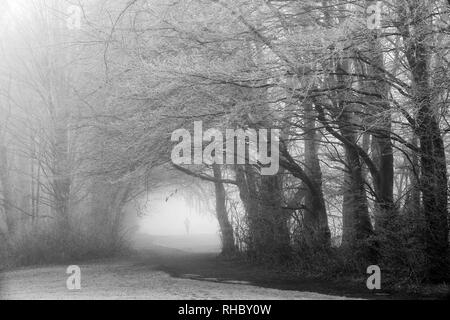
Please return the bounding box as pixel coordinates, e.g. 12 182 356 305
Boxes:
1 1 31 28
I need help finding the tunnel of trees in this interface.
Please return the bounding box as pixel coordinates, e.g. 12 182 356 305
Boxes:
0 0 449 285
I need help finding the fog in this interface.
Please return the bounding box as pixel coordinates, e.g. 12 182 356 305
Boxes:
128 192 222 254
138 194 219 236
1 0 450 300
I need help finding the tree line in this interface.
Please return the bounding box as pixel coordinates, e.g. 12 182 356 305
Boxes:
0 0 449 285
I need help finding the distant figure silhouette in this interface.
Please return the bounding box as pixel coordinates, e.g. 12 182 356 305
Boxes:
184 217 190 235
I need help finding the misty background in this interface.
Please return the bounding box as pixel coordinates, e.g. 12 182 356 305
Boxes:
0 0 449 299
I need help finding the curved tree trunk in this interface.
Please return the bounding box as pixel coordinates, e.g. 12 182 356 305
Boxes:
279 146 330 249
212 164 236 255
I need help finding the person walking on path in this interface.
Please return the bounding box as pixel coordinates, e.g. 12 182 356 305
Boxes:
184 216 190 235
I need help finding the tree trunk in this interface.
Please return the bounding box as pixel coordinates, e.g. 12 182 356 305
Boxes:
365 33 395 230
279 146 331 249
53 117 71 234
303 101 330 248
403 137 421 215
235 164 260 257
339 116 373 251
259 173 290 260
110 184 132 243
333 59 374 254
0 144 15 236
398 1 449 282
212 164 236 255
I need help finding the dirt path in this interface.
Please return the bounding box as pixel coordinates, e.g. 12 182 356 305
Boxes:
0 235 362 300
